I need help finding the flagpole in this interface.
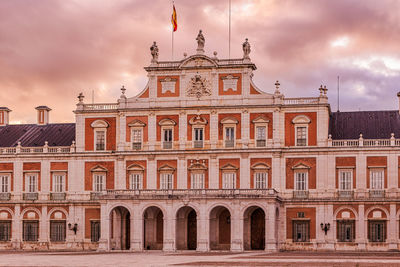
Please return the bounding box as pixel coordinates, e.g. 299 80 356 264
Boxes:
229 0 231 59
171 0 175 60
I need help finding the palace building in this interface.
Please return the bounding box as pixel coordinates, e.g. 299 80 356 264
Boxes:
1 32 400 252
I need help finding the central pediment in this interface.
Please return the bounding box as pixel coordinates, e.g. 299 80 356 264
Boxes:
178 55 218 69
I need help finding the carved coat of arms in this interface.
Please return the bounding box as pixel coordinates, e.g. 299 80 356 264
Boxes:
186 74 211 99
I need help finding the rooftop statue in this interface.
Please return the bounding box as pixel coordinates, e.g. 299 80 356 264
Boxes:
242 38 251 60
196 30 205 54
150 41 159 63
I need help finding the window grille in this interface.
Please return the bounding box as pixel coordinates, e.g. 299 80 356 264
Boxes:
292 220 310 242
296 127 307 146
132 129 142 150
0 221 11 241
95 131 105 151
129 173 142 190
90 221 100 242
256 126 266 147
222 172 236 189
23 221 39 241
368 220 386 242
0 175 9 193
254 172 267 189
337 220 355 242
93 174 105 192
191 173 205 189
50 221 66 242
160 173 173 189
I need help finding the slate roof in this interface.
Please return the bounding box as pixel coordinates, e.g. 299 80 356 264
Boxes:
0 123 75 147
329 110 400 139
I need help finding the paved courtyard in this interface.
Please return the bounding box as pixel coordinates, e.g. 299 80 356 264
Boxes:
0 251 400 267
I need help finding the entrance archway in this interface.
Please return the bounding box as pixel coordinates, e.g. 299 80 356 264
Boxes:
109 206 130 250
176 206 197 250
143 206 163 250
243 206 265 250
209 206 231 250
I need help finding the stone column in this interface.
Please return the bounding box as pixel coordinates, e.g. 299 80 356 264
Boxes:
388 203 397 250
272 108 283 148
177 156 186 189
39 206 48 244
12 204 21 249
130 204 143 251
210 110 218 149
148 113 156 151
163 203 175 251
179 111 187 150
118 113 126 151
241 110 250 148
265 204 277 251
98 203 110 251
147 156 156 189
75 114 85 152
14 160 22 200
356 155 367 197
196 203 209 251
271 152 282 190
240 153 249 189
356 204 366 250
209 155 218 189
41 160 50 200
115 157 125 190
387 153 397 190
231 200 243 251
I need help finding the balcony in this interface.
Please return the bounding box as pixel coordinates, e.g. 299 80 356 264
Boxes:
163 141 172 149
90 192 103 200
96 189 279 200
50 192 66 200
225 140 234 148
132 142 142 150
256 139 266 147
193 140 203 148
0 193 11 200
338 190 354 199
293 190 309 199
23 192 38 201
369 189 385 199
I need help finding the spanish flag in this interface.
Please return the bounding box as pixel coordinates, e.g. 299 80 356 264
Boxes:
171 4 177 32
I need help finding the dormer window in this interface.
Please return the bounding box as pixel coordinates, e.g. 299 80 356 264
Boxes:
159 118 176 150
252 116 269 147
158 164 176 189
220 163 238 189
292 115 311 147
91 120 109 151
189 115 207 149
91 165 107 192
221 117 239 148
127 164 144 190
251 162 270 189
128 120 146 150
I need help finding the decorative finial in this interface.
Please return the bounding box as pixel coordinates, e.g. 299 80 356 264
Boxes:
196 30 205 54
323 85 328 95
319 85 324 96
183 52 187 58
274 80 280 94
120 85 126 99
78 92 84 103
242 38 251 60
150 41 159 63
213 51 218 58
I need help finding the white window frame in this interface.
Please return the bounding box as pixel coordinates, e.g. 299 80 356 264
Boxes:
94 130 106 151
222 172 236 189
224 126 235 147
191 172 205 189
254 172 268 189
91 119 109 151
92 172 106 192
295 126 308 146
160 173 173 189
294 171 308 191
193 127 204 148
252 116 269 147
129 172 143 190
52 172 66 193
339 169 353 191
162 127 173 149
131 128 143 150
370 169 384 190
0 173 10 193
292 115 311 147
25 173 38 193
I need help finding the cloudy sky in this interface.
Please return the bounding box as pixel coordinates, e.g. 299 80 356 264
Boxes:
1 0 400 123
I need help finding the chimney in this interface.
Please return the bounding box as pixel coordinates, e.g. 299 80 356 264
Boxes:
35 106 51 125
0 107 11 126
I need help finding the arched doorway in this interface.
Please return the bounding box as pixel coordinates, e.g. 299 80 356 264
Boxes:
176 206 197 250
143 206 163 250
109 206 130 250
243 206 265 250
209 206 231 250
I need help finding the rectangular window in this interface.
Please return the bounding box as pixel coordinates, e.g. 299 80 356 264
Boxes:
132 129 142 150
191 173 205 189
370 170 384 189
292 220 310 242
53 173 65 193
222 172 236 189
25 174 37 193
254 172 267 189
256 126 266 147
129 173 142 190
337 220 355 242
194 128 204 148
0 174 9 193
225 127 235 147
296 127 307 146
339 170 352 190
23 221 39 241
160 173 173 189
163 129 173 149
95 131 106 151
93 174 105 192
295 172 308 191
50 221 66 242
368 221 386 242
90 221 100 242
0 221 11 241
